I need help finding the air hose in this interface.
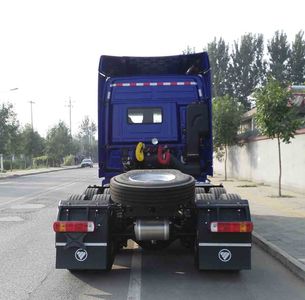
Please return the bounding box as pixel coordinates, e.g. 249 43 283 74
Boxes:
135 142 145 162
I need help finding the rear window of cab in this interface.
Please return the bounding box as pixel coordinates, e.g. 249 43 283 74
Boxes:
127 107 162 124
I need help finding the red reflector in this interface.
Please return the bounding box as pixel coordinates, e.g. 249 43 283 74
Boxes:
210 222 253 233
53 221 95 233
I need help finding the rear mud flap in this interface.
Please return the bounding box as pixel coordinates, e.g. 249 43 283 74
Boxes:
56 243 109 270
197 243 251 270
196 199 252 270
55 200 112 270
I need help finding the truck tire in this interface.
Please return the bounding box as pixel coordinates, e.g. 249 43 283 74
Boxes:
195 187 206 194
103 188 110 194
209 187 226 200
219 193 242 201
84 187 99 200
91 194 112 204
196 193 216 202
110 169 195 206
67 194 86 201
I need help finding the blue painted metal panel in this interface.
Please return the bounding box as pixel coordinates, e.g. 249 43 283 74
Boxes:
112 102 178 143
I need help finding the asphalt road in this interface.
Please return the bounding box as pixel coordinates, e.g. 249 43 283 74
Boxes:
0 168 305 300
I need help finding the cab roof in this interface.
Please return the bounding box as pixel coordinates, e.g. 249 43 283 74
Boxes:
99 52 210 77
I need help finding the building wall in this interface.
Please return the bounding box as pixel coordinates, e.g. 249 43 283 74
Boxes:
213 132 305 193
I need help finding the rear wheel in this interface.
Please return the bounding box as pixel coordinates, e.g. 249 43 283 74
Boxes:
196 193 216 202
103 188 110 194
219 193 242 201
195 187 206 194
84 187 99 200
67 194 86 201
91 194 112 204
209 187 226 200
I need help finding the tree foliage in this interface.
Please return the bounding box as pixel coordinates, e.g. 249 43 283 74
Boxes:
213 96 243 180
289 30 305 84
77 116 97 159
45 121 72 166
228 33 266 108
267 31 291 84
0 103 20 155
20 124 45 159
208 38 230 97
255 79 301 196
255 79 300 142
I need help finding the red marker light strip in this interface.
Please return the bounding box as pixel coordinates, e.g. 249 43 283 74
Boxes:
110 81 197 88
210 221 253 233
53 221 95 233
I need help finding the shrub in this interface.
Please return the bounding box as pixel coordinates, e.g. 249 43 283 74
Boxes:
33 156 48 168
63 154 75 166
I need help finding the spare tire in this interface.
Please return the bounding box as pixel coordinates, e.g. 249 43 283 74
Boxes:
110 169 195 206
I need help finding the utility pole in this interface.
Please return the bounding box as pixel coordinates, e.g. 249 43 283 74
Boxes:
66 97 73 136
29 101 35 129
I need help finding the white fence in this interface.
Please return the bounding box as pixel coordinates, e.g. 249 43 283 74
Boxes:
213 132 305 193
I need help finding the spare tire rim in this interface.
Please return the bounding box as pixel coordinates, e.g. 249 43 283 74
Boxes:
128 173 176 183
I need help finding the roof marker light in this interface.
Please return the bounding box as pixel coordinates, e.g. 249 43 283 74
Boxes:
110 81 197 88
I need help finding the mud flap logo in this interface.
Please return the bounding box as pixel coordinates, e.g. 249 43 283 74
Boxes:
218 249 232 262
75 249 88 262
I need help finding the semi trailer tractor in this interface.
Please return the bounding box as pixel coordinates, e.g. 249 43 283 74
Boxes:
53 52 253 271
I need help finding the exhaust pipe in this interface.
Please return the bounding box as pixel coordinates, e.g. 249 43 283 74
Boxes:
134 219 170 241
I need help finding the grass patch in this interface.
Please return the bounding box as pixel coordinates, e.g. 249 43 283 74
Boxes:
237 184 257 188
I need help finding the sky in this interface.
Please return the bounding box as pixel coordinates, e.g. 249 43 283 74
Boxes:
0 0 304 137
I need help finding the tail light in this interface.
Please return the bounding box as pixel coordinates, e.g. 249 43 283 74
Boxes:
53 221 95 233
210 221 253 233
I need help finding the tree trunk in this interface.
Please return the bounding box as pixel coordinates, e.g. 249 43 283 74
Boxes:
277 136 282 197
10 156 13 172
224 145 228 181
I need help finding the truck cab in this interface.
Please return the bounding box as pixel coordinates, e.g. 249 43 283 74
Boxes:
98 53 213 183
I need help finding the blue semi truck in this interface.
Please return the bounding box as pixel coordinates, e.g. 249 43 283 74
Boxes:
53 53 253 271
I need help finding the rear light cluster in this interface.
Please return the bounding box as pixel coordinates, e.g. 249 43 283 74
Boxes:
53 221 95 233
210 221 253 233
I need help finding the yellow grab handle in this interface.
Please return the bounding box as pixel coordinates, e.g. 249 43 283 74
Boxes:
135 142 145 162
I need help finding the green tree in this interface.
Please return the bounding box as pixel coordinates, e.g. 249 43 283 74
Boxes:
267 31 291 84
213 95 243 180
207 38 230 97
46 121 72 166
255 79 301 196
0 103 20 170
289 30 305 84
182 46 196 54
77 116 97 160
20 124 45 165
228 33 266 108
